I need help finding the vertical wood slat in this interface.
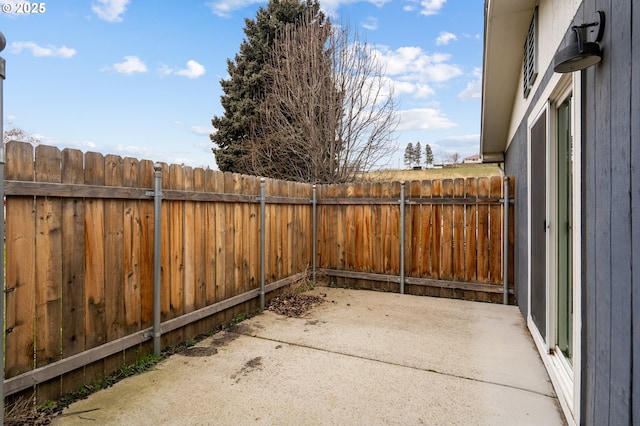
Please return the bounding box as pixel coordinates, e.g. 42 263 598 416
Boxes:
213 171 226 305
441 179 454 281
489 176 503 285
370 183 382 275
380 183 391 280
83 151 107 383
193 167 207 336
61 148 87 396
104 155 126 376
353 182 365 288
122 158 141 365
207 170 222 331
123 158 141 336
453 178 465 283
168 164 185 346
464 178 478 283
463 178 478 301
440 179 454 297
34 145 63 401
388 182 401 291
182 166 197 340
408 181 422 284
476 177 490 283
419 180 433 281
431 179 442 280
5 142 36 382
607 2 633 424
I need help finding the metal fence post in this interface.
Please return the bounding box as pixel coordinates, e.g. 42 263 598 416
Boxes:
400 181 406 295
0 30 6 425
312 184 317 287
152 164 163 355
503 176 510 305
260 178 266 310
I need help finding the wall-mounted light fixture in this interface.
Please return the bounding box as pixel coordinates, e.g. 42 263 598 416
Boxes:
554 11 605 73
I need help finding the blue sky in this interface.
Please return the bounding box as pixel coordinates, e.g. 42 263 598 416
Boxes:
1 0 483 170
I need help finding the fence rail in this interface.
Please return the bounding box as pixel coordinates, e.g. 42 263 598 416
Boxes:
2 142 514 403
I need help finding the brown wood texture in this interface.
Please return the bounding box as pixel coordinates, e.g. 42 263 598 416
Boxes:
83 152 108 386
33 145 63 401
476 177 490 283
60 148 87 396
3 144 513 401
489 176 503 284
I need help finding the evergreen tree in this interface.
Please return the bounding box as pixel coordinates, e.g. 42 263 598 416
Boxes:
413 141 422 167
404 142 414 168
425 144 434 167
211 0 323 173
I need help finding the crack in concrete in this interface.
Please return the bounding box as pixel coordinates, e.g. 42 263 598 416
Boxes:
228 330 558 400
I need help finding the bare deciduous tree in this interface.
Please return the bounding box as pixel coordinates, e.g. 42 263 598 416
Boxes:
4 125 40 145
247 15 398 183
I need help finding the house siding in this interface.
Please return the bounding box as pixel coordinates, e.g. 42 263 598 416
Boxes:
579 0 637 424
504 122 528 317
500 1 638 423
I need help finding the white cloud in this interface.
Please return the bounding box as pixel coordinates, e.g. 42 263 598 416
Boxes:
208 0 390 18
393 81 435 99
403 0 446 16
10 41 76 58
458 67 482 100
161 60 206 79
397 108 457 131
435 31 457 46
189 126 214 136
362 16 378 31
321 0 390 16
176 60 206 79
372 45 462 83
435 134 480 155
106 56 148 75
207 0 264 18
92 0 130 23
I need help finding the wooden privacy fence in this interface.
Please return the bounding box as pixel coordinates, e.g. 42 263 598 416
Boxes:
3 142 313 403
2 141 514 403
315 177 514 301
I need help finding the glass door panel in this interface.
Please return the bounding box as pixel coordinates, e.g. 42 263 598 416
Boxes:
556 96 573 363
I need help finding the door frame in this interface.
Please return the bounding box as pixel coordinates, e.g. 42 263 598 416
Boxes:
526 73 581 425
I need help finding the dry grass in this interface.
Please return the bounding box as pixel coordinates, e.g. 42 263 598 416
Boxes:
364 164 501 182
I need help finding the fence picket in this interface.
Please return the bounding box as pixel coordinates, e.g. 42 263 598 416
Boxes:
453 178 465 285
489 175 503 286
476 177 490 283
34 145 63 400
83 151 107 383
464 178 478 283
61 148 87 395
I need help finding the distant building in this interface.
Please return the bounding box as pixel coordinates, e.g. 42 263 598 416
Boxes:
463 154 482 164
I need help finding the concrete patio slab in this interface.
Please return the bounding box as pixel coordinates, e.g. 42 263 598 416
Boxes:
53 287 566 425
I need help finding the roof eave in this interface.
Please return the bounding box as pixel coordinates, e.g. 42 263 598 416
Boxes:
481 0 538 158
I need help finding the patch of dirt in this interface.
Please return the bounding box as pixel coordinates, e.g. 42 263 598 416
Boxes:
181 346 219 357
231 357 264 384
267 293 325 317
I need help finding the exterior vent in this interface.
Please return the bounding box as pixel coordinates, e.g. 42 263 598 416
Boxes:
523 7 538 98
